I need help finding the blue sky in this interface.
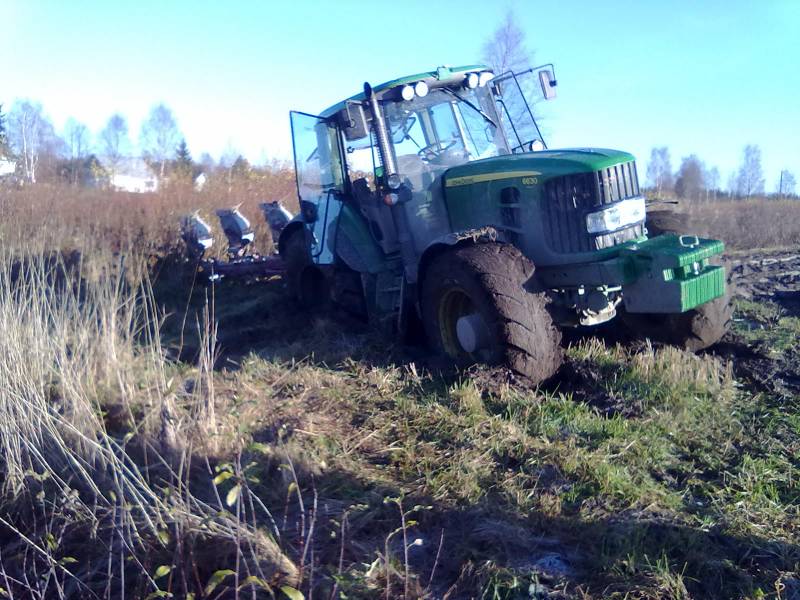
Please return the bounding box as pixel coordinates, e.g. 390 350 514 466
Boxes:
2 0 798 190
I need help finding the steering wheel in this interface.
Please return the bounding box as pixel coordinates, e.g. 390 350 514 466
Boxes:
418 139 457 162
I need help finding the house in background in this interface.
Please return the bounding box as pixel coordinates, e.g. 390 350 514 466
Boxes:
194 172 207 191
105 157 159 193
0 158 15 178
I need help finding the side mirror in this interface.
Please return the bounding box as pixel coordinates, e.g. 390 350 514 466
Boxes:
339 102 369 141
538 68 557 100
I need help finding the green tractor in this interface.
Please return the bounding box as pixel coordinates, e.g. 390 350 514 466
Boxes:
280 64 731 383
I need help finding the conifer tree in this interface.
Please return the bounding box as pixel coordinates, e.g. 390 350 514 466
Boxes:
174 139 194 180
176 139 191 164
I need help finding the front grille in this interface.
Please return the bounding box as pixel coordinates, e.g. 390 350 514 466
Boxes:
597 161 640 203
541 160 644 254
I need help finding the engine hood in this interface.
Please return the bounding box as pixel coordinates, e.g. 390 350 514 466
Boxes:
442 148 636 187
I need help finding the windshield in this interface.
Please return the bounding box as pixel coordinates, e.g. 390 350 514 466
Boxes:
383 85 509 187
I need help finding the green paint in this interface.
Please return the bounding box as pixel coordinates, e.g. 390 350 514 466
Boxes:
617 236 726 312
443 148 637 182
336 203 388 274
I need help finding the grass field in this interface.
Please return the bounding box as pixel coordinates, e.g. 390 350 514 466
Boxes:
0 182 798 599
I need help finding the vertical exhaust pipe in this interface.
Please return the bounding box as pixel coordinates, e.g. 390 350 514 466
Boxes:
364 82 397 178
364 82 418 283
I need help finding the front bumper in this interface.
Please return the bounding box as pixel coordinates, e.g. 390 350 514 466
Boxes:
537 235 726 314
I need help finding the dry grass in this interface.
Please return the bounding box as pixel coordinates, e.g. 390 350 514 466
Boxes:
681 198 800 250
0 165 297 257
0 248 304 598
0 182 797 598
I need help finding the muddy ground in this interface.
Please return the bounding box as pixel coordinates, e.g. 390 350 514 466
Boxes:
719 249 800 398
156 247 800 385
154 246 800 439
727 249 800 308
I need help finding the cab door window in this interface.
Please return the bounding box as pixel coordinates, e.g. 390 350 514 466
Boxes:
290 111 346 263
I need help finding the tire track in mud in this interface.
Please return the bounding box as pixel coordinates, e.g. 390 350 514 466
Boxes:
718 249 800 398
725 250 800 309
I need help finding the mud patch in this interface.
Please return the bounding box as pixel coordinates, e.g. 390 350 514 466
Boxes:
726 250 800 315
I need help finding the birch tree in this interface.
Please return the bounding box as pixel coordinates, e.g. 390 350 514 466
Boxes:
735 144 765 198
778 169 796 197
140 104 181 179
64 118 89 160
646 147 674 195
481 11 532 75
8 100 52 184
0 103 9 156
100 114 129 175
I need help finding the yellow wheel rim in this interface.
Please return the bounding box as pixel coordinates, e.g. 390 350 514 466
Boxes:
437 287 473 357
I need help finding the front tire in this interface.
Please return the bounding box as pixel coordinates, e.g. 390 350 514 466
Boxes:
420 243 562 383
618 291 733 351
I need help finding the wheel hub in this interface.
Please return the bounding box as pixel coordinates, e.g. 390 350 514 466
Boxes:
456 312 491 353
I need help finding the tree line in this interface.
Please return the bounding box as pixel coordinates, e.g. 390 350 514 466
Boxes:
646 145 796 200
0 100 262 187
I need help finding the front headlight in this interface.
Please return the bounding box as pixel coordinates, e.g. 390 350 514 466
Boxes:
586 197 646 234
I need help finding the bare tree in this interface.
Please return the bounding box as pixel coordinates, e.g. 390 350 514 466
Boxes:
7 100 55 184
705 166 720 200
0 103 9 156
140 103 181 179
777 169 796 198
735 144 765 199
674 155 706 201
481 11 532 75
645 147 674 195
100 114 129 175
726 171 737 198
64 118 89 160
198 151 215 172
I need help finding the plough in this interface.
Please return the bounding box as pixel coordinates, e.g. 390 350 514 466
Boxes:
180 201 293 283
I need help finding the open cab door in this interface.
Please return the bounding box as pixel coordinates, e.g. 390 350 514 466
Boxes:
290 111 346 265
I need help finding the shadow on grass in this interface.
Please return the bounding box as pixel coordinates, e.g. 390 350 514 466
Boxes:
193 431 800 599
153 258 442 373
147 261 800 598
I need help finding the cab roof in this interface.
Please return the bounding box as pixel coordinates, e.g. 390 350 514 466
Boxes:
319 64 490 118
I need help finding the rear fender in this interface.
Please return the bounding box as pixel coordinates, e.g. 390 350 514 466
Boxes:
416 226 507 295
277 218 306 258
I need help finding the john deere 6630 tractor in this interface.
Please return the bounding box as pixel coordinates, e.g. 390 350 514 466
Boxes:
279 64 731 383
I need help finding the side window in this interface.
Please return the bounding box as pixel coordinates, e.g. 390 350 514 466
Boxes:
345 134 377 187
290 111 345 202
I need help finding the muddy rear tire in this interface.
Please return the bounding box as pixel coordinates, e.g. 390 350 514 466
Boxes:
282 229 329 309
645 204 689 238
421 243 562 383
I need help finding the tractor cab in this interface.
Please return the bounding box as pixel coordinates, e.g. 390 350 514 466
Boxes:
286 65 556 269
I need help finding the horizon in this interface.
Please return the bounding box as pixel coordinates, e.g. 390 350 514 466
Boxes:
2 0 798 190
